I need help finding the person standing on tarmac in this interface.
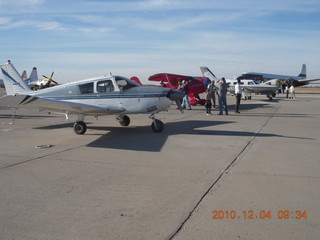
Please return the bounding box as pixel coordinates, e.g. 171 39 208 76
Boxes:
181 80 191 110
235 79 242 113
216 77 228 115
207 80 216 108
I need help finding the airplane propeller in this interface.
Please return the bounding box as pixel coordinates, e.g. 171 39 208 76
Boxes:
284 78 295 87
43 71 54 79
42 71 59 86
167 89 185 113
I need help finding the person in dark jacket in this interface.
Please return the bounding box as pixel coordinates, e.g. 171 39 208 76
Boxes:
181 80 191 110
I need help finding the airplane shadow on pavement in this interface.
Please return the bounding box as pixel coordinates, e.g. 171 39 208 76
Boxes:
85 120 313 152
86 120 232 152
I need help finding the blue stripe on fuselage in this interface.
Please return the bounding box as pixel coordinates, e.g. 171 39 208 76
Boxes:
38 93 168 101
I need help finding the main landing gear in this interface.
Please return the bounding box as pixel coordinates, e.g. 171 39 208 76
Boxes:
267 93 276 101
73 121 87 135
117 115 130 126
73 114 87 135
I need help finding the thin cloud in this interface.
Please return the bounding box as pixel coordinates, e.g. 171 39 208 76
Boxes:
138 0 173 8
0 18 66 31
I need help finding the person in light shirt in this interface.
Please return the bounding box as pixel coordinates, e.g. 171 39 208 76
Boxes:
234 79 242 113
289 85 295 99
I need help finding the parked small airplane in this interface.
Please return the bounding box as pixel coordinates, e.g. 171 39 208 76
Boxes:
148 72 211 105
200 66 279 100
23 67 59 90
0 60 184 134
237 64 320 87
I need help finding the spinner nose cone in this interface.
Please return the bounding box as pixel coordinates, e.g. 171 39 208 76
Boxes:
167 89 185 101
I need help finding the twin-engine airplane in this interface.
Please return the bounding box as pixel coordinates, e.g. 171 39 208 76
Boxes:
0 61 184 134
237 64 320 87
200 67 279 100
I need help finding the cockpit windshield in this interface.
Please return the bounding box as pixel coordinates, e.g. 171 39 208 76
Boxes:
115 76 140 91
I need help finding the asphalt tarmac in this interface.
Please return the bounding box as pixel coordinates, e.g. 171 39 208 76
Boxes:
0 88 319 240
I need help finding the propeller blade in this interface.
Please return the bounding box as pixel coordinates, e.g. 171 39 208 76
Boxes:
50 72 54 79
175 99 184 113
167 89 185 113
42 75 49 79
167 89 185 101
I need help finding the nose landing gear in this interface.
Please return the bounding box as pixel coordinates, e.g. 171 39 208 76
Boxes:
150 114 164 133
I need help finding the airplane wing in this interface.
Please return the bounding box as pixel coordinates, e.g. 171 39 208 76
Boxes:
0 95 125 116
298 78 320 84
148 73 194 89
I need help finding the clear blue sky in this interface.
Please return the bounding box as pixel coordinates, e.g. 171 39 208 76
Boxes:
1 0 320 83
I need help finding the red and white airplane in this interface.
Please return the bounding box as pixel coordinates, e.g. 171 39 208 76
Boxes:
148 72 211 105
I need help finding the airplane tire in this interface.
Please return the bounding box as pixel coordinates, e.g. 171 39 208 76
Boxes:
73 121 87 135
248 96 252 100
151 119 164 133
272 93 276 97
268 97 273 101
119 115 130 126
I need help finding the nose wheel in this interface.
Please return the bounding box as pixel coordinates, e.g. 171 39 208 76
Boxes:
150 114 164 132
151 119 164 132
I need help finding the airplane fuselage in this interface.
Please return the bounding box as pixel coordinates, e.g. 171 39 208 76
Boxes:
4 76 173 115
237 72 303 81
227 79 278 94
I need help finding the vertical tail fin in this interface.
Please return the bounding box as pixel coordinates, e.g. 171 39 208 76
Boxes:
200 66 218 82
298 64 306 79
21 70 28 80
29 67 38 81
0 60 31 95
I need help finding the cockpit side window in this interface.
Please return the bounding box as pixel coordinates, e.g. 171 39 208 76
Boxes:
79 82 94 94
115 76 139 91
97 80 114 93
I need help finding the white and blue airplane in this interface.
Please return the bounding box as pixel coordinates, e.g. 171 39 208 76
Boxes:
0 60 184 134
237 64 320 87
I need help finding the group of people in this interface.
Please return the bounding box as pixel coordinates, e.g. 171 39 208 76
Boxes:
168 77 296 116
171 77 242 115
204 78 242 115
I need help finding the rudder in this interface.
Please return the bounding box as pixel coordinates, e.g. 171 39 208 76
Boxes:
298 64 306 79
200 66 217 82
